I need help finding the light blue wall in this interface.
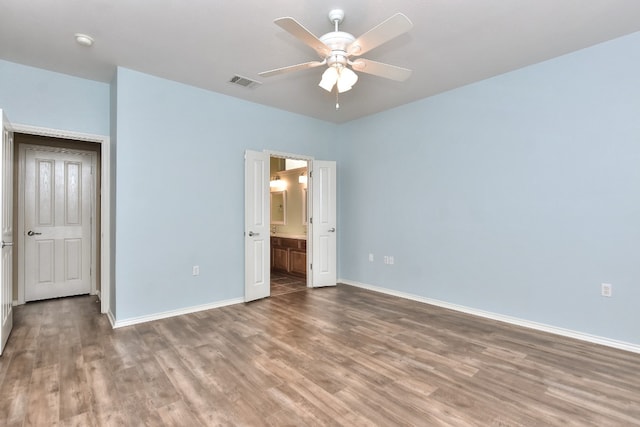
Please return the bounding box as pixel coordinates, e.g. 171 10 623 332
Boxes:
338 32 640 344
0 60 109 135
3 31 639 345
113 67 336 320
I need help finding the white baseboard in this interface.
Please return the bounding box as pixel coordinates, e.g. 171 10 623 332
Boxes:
112 297 245 328
107 310 116 328
12 300 19 307
340 279 640 355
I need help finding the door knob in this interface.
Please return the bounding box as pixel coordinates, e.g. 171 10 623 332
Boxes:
248 231 260 237
328 228 336 233
27 230 42 236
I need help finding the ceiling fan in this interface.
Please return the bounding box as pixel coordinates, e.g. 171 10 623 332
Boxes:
259 9 413 95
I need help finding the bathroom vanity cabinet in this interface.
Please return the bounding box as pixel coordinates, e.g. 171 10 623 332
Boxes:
271 237 307 277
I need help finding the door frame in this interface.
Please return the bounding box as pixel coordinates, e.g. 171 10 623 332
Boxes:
266 150 314 288
18 143 98 302
11 124 111 317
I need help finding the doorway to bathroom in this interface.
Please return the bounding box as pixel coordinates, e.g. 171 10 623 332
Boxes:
269 156 308 296
244 149 336 302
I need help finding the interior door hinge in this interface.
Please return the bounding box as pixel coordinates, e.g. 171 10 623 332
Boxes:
310 217 313 224
310 263 312 270
309 171 312 178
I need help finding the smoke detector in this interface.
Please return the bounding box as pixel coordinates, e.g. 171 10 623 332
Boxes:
74 33 94 47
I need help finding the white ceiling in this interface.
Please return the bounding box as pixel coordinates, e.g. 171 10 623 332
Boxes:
2 1 640 124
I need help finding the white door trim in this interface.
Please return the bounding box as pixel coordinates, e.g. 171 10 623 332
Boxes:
11 124 111 317
19 144 97 302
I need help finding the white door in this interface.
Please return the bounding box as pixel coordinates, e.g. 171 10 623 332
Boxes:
244 150 270 302
311 160 337 287
23 146 94 301
0 110 14 355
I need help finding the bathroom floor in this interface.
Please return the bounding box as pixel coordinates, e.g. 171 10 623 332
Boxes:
270 271 307 296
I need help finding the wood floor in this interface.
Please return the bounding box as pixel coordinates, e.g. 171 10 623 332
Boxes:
1 285 639 426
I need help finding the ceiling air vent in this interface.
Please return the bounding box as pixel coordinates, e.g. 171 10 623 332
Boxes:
229 75 261 89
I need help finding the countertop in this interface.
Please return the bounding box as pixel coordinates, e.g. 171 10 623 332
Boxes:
271 233 307 240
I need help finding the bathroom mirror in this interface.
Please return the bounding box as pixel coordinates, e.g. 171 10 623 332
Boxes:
271 190 286 225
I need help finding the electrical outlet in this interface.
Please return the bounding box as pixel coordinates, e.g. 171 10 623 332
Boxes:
369 253 374 262
389 256 394 265
601 283 612 297
383 256 389 264
192 265 200 276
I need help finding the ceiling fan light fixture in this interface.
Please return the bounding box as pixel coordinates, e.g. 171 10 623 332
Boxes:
337 67 358 93
262 10 413 103
319 66 339 92
337 84 352 93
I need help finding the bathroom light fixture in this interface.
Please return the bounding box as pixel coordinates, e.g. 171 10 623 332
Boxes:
74 33 94 47
270 175 286 189
298 172 307 185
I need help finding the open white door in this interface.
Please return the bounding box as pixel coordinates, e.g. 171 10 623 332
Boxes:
244 150 270 302
0 110 14 355
311 160 337 287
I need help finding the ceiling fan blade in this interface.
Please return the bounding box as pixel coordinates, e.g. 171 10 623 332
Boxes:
351 59 412 81
348 13 413 57
258 60 326 78
274 17 332 58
